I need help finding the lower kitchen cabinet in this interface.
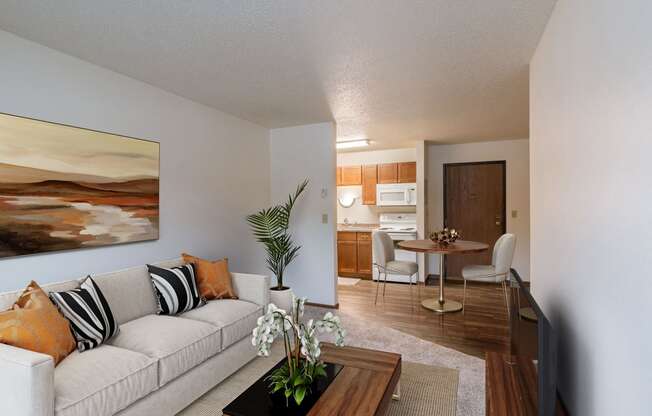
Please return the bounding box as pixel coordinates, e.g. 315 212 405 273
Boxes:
337 231 372 279
357 239 373 275
337 239 358 274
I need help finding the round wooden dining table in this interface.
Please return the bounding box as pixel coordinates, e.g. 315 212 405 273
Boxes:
398 239 489 313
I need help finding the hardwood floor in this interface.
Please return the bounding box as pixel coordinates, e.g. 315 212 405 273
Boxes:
337 278 510 358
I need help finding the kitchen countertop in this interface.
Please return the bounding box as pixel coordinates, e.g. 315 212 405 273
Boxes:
337 223 379 232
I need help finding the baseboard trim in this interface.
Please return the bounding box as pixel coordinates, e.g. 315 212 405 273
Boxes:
305 302 340 309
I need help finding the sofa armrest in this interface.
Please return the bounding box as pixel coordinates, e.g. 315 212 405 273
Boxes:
0 344 54 416
231 272 270 307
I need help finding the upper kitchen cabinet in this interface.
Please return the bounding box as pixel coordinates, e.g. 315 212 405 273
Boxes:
337 161 415 190
398 162 417 183
361 165 378 205
340 165 362 186
378 163 398 183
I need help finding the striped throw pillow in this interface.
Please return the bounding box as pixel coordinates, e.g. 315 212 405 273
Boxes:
49 276 119 352
147 263 206 315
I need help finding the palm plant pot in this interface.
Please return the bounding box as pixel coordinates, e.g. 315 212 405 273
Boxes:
269 286 294 313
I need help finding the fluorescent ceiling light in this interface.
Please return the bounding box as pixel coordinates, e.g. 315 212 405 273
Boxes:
336 139 370 149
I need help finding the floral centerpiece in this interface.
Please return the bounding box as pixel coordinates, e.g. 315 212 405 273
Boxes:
252 296 345 407
430 228 460 245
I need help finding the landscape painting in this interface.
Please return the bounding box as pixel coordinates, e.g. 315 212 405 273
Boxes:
0 113 159 258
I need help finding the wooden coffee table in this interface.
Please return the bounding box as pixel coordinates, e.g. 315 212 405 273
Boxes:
223 343 401 416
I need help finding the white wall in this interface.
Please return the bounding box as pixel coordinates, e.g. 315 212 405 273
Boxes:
336 148 417 224
426 139 530 279
270 123 337 306
416 141 427 282
0 30 271 292
530 1 652 414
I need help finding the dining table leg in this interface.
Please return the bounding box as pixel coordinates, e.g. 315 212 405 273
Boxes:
421 253 463 313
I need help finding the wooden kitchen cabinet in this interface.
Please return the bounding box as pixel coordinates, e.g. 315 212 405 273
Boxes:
340 165 362 186
356 238 373 276
378 163 398 183
337 231 372 279
336 167 342 186
398 162 417 183
378 162 416 183
361 164 378 205
337 232 358 275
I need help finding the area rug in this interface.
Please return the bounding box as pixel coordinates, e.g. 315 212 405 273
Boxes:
388 361 458 416
179 353 458 416
304 306 484 416
178 345 285 416
337 276 361 286
179 306 483 416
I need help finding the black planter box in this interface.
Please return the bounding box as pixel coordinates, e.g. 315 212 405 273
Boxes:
222 358 343 416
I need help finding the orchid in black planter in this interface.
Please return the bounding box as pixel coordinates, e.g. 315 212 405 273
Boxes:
251 297 345 407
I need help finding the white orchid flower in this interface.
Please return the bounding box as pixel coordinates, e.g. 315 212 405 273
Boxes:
252 302 346 359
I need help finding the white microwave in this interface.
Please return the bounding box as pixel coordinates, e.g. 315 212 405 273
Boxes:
376 183 417 206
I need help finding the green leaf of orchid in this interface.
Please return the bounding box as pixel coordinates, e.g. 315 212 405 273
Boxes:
293 375 305 387
315 365 327 378
294 385 307 405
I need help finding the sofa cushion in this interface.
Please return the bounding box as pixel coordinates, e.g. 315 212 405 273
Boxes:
0 280 79 312
54 345 157 416
181 299 262 350
107 315 221 386
50 276 120 352
0 281 76 366
181 253 238 300
147 264 206 315
90 258 186 325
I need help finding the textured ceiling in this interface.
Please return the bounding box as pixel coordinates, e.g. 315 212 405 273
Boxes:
0 1 555 149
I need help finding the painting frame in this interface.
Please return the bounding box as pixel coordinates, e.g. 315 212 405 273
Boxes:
0 111 160 259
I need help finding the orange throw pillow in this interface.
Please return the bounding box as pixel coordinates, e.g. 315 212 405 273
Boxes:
182 253 238 300
0 281 76 366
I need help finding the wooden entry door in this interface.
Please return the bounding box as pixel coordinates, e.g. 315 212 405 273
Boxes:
444 161 506 278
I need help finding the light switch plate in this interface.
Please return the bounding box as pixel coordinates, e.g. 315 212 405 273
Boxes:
511 210 518 218
322 214 328 224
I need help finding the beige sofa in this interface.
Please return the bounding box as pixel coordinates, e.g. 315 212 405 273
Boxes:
0 258 270 416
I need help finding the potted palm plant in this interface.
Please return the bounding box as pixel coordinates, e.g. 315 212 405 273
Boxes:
246 179 308 312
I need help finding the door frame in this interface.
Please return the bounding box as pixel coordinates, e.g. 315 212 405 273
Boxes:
442 160 507 277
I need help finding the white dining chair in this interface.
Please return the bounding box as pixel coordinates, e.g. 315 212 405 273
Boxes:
372 231 419 306
461 233 516 313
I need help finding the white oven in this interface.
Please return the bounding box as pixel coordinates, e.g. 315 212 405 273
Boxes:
376 183 417 206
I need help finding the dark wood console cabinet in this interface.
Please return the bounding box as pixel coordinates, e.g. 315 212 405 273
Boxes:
486 352 568 416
